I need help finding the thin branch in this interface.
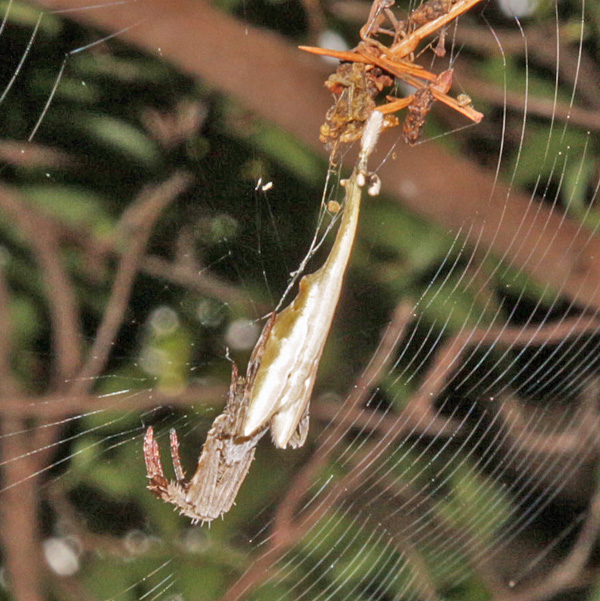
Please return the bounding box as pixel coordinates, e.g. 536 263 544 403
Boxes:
0 382 228 419
0 140 74 168
0 267 19 397
452 22 600 111
49 211 260 313
455 67 600 132
229 311 600 599
141 255 262 312
341 454 510 597
493 392 600 456
312 394 457 441
410 313 600 417
70 172 191 394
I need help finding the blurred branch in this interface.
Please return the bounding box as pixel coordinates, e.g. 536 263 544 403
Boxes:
0 174 189 601
410 313 600 417
452 22 600 110
52 205 260 313
500 480 600 601
0 267 19 397
0 140 74 168
455 68 600 131
141 255 263 312
0 382 228 418
70 172 191 395
495 390 600 456
29 173 191 480
0 419 45 601
219 305 600 600
0 265 44 601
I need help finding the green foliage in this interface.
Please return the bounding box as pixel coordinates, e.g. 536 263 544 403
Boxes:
359 198 455 273
0 0 61 32
84 555 138 601
509 124 594 190
21 184 114 232
231 113 325 185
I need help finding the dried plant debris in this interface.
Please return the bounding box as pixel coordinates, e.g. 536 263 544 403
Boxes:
320 62 398 154
302 0 484 150
402 86 435 145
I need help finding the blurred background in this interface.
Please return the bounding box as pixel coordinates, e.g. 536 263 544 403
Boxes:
1 0 600 600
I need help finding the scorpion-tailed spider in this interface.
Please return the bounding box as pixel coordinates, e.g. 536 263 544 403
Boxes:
143 112 385 523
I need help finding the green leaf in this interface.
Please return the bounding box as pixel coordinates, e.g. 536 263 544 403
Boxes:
85 556 137 601
177 561 229 601
417 270 500 333
74 53 175 84
489 253 560 307
31 72 99 103
361 199 454 272
224 105 325 184
20 184 114 233
508 124 592 188
0 0 61 34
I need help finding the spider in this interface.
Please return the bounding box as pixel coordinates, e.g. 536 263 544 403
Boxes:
300 0 484 146
143 315 275 524
143 371 268 524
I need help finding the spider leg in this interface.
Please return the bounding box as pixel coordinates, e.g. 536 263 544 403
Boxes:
144 427 161 477
144 426 170 492
169 428 186 482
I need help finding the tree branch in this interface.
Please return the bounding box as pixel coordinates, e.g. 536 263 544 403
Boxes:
0 183 82 385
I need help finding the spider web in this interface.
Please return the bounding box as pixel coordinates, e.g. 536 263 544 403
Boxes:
0 0 599 600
